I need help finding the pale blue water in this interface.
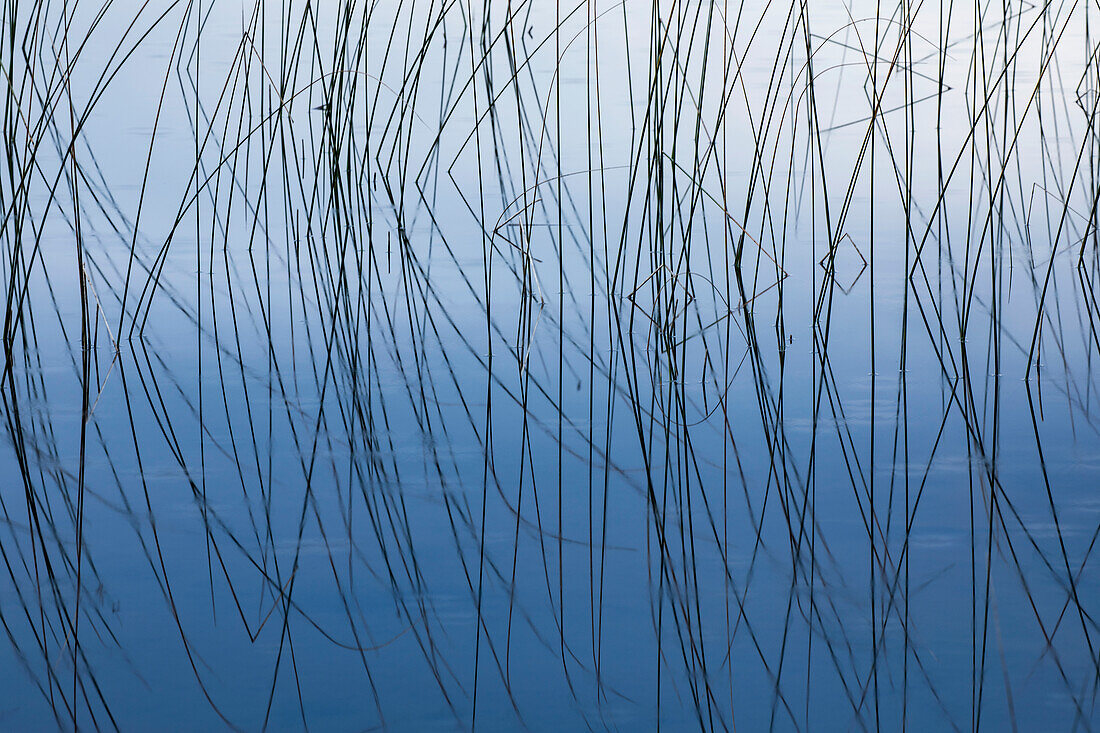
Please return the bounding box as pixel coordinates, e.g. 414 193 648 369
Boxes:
1 0 1099 730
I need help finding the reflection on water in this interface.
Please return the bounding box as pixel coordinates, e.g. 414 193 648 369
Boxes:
2 0 1100 729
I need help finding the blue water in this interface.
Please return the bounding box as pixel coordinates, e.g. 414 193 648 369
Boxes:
1 0 1099 730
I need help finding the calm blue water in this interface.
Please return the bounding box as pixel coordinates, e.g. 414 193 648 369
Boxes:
1 0 1099 730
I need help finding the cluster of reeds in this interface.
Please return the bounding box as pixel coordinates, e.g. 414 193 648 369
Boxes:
1 0 1099 729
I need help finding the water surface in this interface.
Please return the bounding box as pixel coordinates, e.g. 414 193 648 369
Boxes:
2 0 1100 729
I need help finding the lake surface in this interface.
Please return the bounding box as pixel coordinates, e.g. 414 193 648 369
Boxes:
2 0 1100 729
